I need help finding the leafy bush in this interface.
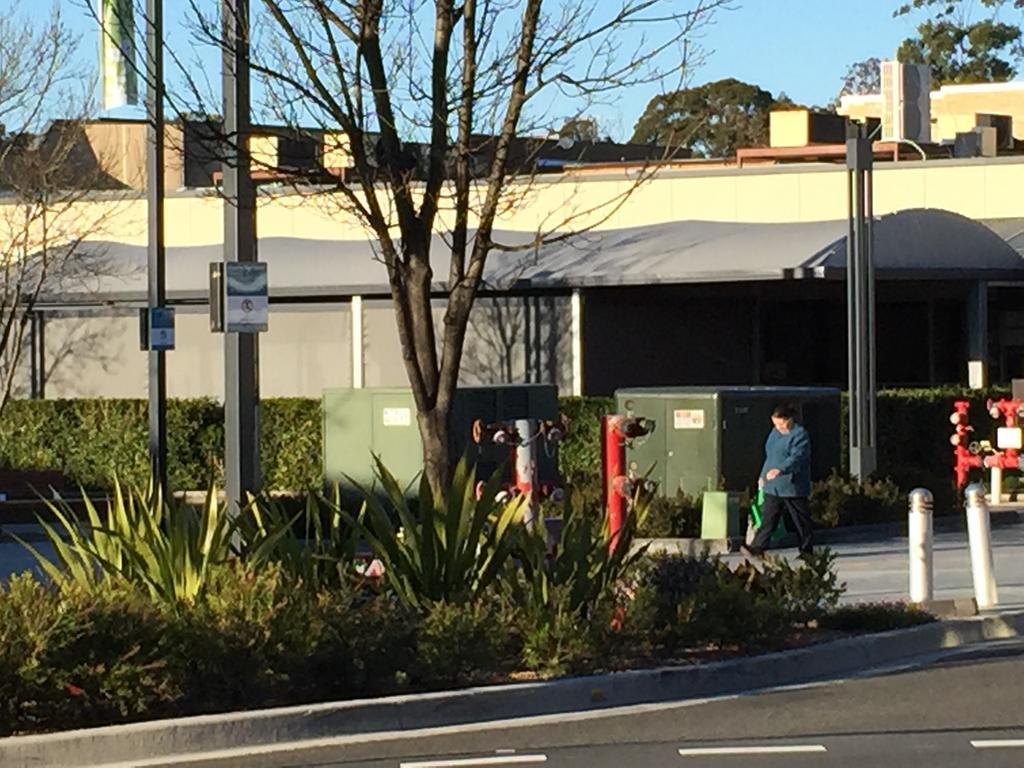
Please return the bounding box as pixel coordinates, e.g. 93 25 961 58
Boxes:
810 471 903 528
557 396 613 483
0 388 1002 501
819 602 936 632
413 599 510 685
0 564 422 736
641 548 846 650
677 569 792 649
0 398 316 491
760 549 845 622
0 575 182 734
638 491 702 538
515 590 597 677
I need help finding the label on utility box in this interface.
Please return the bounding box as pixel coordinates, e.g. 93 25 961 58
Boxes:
382 407 412 427
997 427 1023 450
674 409 705 429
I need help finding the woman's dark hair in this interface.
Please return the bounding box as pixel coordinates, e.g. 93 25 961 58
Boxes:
772 403 798 421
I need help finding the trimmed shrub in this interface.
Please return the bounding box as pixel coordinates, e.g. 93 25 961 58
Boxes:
641 549 846 651
0 386 1008 510
557 396 613 482
638 491 702 538
819 602 936 632
413 599 512 686
0 398 315 491
810 471 903 528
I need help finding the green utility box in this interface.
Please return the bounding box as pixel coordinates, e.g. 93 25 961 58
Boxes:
700 491 744 539
323 385 560 492
615 387 841 498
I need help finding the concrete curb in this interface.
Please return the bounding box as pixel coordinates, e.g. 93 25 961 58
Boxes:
3 610 1023 768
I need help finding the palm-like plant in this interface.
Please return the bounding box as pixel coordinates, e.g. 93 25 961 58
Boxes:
238 487 362 589
511 479 655 616
17 480 252 606
348 457 525 608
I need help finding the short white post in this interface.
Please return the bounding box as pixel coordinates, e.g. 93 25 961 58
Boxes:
908 488 933 604
964 482 999 610
990 465 1003 505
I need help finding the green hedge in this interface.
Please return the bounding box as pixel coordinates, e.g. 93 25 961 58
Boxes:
0 399 321 492
557 396 614 480
0 389 1008 496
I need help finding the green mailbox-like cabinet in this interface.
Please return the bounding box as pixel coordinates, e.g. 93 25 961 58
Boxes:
323 385 560 492
614 387 841 498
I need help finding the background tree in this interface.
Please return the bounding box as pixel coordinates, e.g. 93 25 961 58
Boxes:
895 0 1024 84
558 117 600 143
630 78 793 157
837 57 882 99
185 0 727 496
0 5 119 416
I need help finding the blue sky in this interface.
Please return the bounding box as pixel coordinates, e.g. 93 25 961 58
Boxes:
11 0 1024 140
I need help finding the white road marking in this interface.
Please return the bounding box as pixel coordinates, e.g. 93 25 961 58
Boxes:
971 739 1024 749
399 756 547 767
678 745 827 757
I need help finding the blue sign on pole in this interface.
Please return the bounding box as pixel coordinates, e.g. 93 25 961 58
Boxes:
148 307 175 351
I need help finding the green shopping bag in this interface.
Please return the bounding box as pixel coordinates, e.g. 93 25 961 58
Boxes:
746 487 786 544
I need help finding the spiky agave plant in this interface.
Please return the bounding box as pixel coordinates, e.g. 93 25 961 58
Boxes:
16 479 267 605
347 456 525 608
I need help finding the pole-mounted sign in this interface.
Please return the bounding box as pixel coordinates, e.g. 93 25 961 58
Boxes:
209 262 268 333
139 307 175 351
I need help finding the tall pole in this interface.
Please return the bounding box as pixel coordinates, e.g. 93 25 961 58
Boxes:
222 0 261 509
146 0 168 498
846 122 877 479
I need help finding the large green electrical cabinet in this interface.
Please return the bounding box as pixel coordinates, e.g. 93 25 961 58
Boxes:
614 387 841 497
323 385 560 492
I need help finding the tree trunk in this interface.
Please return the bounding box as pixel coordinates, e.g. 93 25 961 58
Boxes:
418 404 452 501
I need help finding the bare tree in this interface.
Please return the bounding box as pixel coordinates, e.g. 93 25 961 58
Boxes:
0 4 124 416
179 0 726 496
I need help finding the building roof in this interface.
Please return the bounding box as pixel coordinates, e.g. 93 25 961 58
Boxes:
45 208 1024 305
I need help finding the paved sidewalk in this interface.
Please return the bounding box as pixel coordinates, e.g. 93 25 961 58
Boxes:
723 524 1024 610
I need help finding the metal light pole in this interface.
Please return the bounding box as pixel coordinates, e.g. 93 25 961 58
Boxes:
146 0 168 498
222 0 261 509
846 121 877 480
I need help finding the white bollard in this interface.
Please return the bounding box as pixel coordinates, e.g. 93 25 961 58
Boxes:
990 465 1003 505
964 483 999 610
908 488 933 604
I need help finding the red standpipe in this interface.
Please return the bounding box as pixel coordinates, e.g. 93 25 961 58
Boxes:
951 400 983 490
602 415 654 552
987 398 1023 468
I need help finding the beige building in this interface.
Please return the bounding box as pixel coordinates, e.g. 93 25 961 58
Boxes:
8 113 1024 401
839 81 1024 145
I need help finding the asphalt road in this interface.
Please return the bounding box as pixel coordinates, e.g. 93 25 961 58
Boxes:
202 642 1024 768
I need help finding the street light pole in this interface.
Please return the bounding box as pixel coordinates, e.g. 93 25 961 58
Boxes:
222 0 261 509
846 121 877 479
146 0 168 498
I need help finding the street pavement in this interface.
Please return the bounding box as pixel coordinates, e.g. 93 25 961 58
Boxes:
172 639 1024 767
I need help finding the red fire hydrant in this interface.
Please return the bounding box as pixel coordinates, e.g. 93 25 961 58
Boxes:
983 399 1024 473
473 416 569 528
951 400 983 490
602 415 655 553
